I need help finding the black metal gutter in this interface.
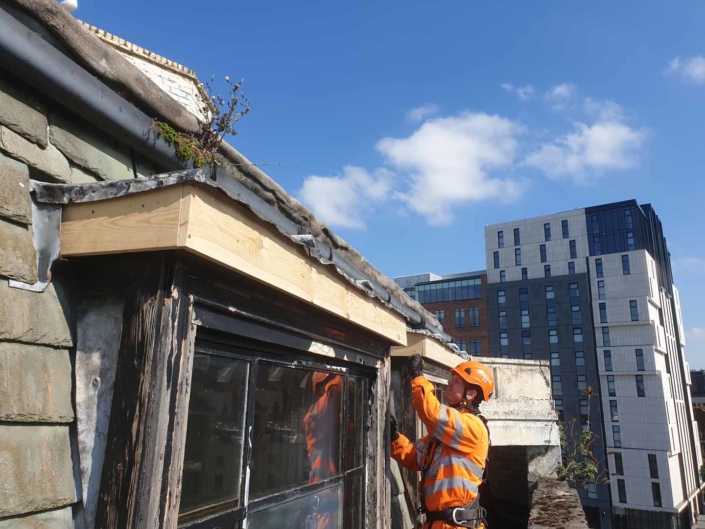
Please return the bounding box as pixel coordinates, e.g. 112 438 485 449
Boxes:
0 10 450 342
0 6 186 172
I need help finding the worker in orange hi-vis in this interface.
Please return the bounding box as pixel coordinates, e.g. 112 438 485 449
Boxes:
304 371 343 529
391 354 494 529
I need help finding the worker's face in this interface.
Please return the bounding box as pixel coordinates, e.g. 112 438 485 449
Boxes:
444 373 473 406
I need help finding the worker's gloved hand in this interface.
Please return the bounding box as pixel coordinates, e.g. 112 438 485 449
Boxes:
408 354 425 379
390 415 400 441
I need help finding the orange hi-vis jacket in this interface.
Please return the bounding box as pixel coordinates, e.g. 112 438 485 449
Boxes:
304 375 343 529
391 376 489 529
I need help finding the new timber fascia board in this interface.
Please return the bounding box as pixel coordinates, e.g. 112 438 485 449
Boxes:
58 180 407 345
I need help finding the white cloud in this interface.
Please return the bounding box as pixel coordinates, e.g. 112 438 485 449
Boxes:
672 256 705 274
407 104 440 122
298 166 394 229
501 83 535 101
687 327 705 342
667 56 705 84
525 100 647 184
545 83 576 109
378 113 526 225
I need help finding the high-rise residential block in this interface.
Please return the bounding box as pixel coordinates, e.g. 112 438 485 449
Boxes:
485 201 702 528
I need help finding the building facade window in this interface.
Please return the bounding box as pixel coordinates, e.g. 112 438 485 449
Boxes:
600 303 608 323
498 311 507 330
591 215 600 235
515 248 522 266
630 300 639 321
500 270 506 283
544 265 551 278
579 398 589 423
545 285 555 299
573 328 583 343
553 375 562 396
562 219 570 239
540 244 547 263
551 352 560 367
498 290 506 304
522 331 532 359
455 308 464 328
555 399 564 421
598 280 606 300
457 340 467 352
614 452 624 475
587 483 598 499
576 351 585 366
614 426 622 449
652 483 662 508
617 478 627 503
636 349 645 371
594 235 601 255
521 309 530 329
501 354 509 359
521 267 528 280
547 307 557 327
500 332 508 346
417 278 483 304
494 251 500 269
610 400 619 421
571 305 581 325
568 262 575 275
636 375 645 397
569 283 579 298
602 327 611 346
514 227 520 246
604 350 613 371
544 223 551 241
549 329 558 344
498 230 504 248
608 375 616 396
570 240 577 259
622 255 631 275
470 340 481 355
469 307 480 327
648 454 659 479
596 258 604 278
625 209 633 229
578 374 587 391
627 231 635 251
435 310 444 326
179 355 370 527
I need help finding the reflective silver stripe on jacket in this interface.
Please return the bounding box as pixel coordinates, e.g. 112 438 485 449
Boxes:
423 476 480 497
427 452 484 482
433 404 465 450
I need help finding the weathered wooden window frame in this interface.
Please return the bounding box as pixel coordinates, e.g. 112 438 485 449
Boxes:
94 254 389 529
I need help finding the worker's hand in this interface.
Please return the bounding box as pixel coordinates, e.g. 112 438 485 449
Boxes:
408 354 425 379
390 415 400 441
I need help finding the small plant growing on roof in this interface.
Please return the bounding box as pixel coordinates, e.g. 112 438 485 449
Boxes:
556 387 609 490
154 75 250 168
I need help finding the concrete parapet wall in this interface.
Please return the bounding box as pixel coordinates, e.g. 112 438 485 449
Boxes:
529 478 589 528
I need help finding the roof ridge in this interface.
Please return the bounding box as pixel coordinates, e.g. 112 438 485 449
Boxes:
77 20 198 80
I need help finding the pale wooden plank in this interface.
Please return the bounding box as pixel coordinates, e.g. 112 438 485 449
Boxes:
391 333 460 368
61 185 184 256
183 184 407 345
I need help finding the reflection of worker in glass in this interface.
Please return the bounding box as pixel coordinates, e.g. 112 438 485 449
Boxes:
304 372 343 529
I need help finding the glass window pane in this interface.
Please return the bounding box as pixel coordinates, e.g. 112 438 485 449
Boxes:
180 354 249 521
248 484 342 529
344 474 364 529
250 365 342 500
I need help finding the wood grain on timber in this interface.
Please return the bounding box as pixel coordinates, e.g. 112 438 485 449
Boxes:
60 182 407 345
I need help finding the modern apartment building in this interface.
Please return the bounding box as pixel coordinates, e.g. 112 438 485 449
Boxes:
485 201 702 529
395 271 489 356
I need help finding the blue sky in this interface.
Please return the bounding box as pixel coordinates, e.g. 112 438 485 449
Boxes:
78 0 705 366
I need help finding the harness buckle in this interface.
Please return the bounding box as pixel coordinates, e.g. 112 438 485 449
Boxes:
452 508 465 526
